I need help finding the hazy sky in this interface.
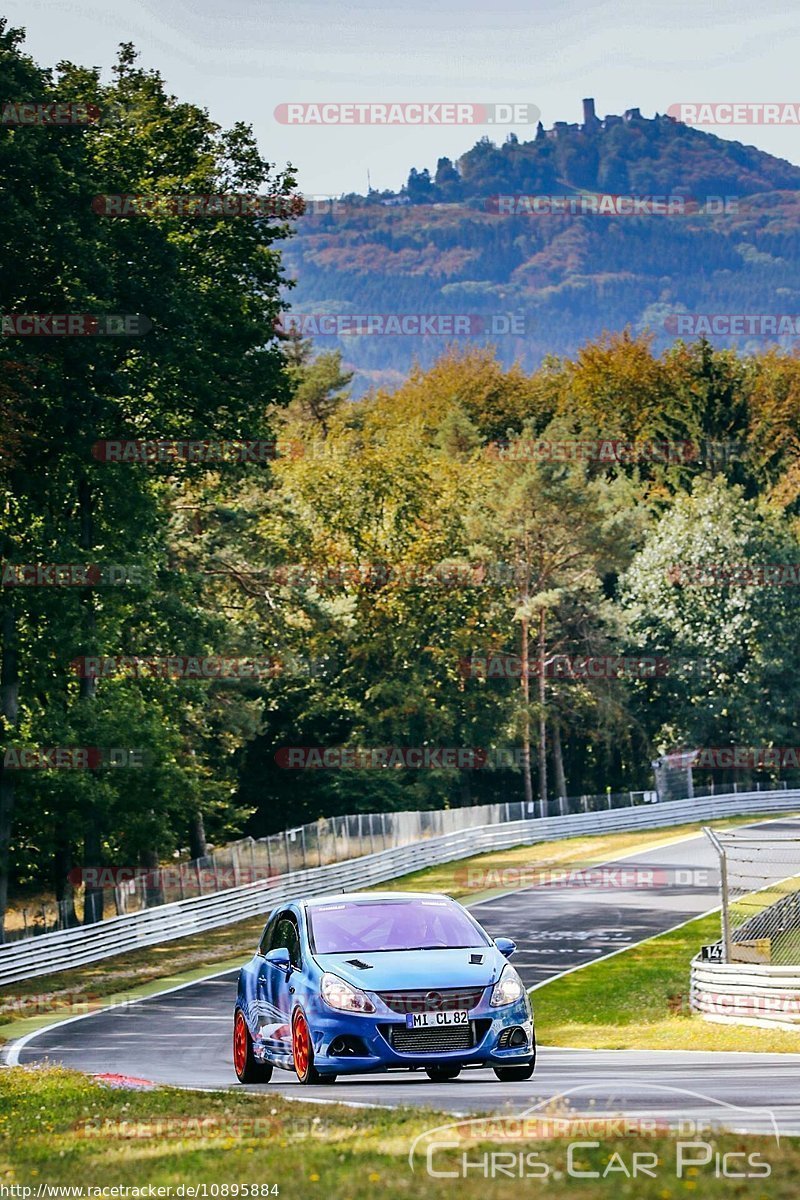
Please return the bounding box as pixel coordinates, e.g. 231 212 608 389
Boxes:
7 0 800 195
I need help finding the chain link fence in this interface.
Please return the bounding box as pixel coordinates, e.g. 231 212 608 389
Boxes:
8 778 793 942
703 823 800 965
8 789 661 940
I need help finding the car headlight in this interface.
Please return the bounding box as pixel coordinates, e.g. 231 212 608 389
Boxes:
490 965 525 1007
321 972 376 1013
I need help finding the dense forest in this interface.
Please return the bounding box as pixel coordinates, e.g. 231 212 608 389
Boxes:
3 25 800 933
286 110 800 391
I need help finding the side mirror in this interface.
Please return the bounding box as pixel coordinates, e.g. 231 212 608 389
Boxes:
264 946 292 971
494 936 516 959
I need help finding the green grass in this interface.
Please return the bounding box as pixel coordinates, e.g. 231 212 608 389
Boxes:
534 910 800 1053
3 1065 800 1198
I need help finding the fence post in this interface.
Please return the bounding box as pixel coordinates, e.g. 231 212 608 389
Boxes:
703 827 732 963
300 826 308 871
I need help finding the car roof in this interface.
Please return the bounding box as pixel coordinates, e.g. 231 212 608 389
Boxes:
301 891 456 908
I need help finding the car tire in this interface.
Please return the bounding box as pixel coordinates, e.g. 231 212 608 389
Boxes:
233 1008 273 1084
493 1059 535 1082
425 1066 462 1081
292 1009 330 1084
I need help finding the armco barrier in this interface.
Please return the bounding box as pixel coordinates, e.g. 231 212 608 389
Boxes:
1 790 798 987
691 957 800 1030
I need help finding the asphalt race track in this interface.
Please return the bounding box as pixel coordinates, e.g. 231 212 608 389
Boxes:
9 818 800 1133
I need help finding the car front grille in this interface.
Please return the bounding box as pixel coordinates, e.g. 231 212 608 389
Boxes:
388 1024 475 1054
378 987 486 1014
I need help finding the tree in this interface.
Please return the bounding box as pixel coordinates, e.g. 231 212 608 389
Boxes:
0 28 300 933
464 434 636 801
620 476 800 784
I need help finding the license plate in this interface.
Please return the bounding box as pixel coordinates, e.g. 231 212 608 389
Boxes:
405 1009 470 1029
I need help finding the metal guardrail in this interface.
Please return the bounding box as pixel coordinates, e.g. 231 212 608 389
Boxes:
9 790 665 939
13 779 791 940
1 789 798 987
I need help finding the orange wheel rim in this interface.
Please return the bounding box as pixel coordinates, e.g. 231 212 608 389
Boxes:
233 1011 248 1075
293 1013 310 1077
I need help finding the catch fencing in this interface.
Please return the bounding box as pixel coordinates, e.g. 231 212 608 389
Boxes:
701 825 800 965
10 778 790 940
11 791 662 937
0 788 797 988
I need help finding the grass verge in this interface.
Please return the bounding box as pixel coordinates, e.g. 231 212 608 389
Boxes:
533 910 800 1053
2 1065 799 1198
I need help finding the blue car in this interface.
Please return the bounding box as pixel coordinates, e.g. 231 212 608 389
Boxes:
233 891 535 1085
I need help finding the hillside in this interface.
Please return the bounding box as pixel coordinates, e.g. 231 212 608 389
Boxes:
283 103 800 393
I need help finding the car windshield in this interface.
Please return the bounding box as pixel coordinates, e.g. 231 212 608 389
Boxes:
308 898 490 954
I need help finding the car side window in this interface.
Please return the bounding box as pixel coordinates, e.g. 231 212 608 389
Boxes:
258 912 278 955
271 913 302 969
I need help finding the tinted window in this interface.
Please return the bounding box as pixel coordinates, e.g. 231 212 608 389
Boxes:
258 912 278 955
271 913 302 968
308 899 489 954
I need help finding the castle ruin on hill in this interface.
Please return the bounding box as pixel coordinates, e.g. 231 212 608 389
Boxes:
540 98 670 140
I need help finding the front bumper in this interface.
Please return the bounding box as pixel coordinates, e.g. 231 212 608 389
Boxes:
307 995 535 1075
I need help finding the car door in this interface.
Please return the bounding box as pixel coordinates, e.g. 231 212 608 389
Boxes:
258 910 302 1063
